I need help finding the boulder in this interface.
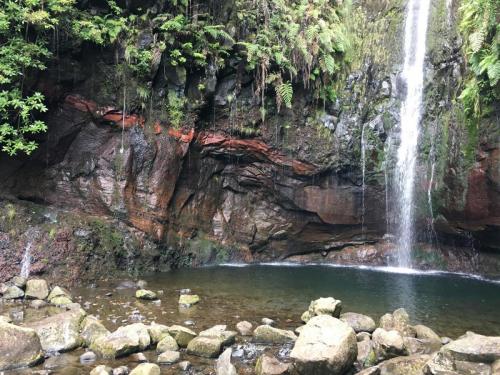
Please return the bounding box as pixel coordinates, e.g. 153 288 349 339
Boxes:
178 294 200 306
147 323 170 344
28 308 86 352
2 285 24 299
424 332 500 374
372 328 407 362
48 286 71 301
25 279 49 300
216 348 237 375
403 337 441 355
199 325 237 346
262 318 276 326
135 289 157 300
156 334 179 353
340 312 376 333
30 299 48 309
12 276 27 288
414 325 441 345
158 350 180 364
129 363 160 375
357 368 380 375
290 315 357 375
253 325 297 344
377 354 430 375
256 353 289 375
379 309 415 337
167 325 197 347
357 339 377 369
301 297 342 323
81 315 110 347
90 323 151 358
187 336 224 358
357 332 372 342
91 365 113 375
236 321 253 336
0 322 44 370
50 296 73 306
441 332 500 363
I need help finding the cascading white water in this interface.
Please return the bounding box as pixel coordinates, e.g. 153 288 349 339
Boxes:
361 123 367 238
394 0 431 268
20 241 32 278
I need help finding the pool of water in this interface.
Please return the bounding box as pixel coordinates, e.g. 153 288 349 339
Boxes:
3 264 500 374
77 264 500 338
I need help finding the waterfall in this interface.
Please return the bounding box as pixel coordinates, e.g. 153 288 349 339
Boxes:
20 241 32 278
361 123 367 238
394 0 431 268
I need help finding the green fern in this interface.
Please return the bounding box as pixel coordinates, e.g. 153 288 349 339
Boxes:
276 81 293 111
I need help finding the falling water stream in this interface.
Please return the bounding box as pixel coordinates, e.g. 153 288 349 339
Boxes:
20 241 32 278
361 123 367 237
394 0 431 267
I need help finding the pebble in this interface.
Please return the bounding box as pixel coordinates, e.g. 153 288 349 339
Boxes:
178 361 192 371
179 288 191 295
184 320 195 326
113 366 129 375
130 353 147 363
136 280 148 289
262 318 275 326
80 351 97 363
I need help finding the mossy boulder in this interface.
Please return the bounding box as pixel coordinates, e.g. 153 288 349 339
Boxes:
80 315 110 347
2 285 24 300
187 336 224 358
178 294 200 306
0 322 44 370
48 286 71 301
156 334 179 353
90 323 151 358
129 363 160 375
135 289 157 300
27 309 86 352
147 323 170 344
253 325 297 344
340 312 376 333
301 297 342 323
167 325 197 348
199 325 237 346
25 279 49 300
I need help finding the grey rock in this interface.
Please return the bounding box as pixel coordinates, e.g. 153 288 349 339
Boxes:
216 348 237 375
340 312 376 333
372 328 407 362
158 350 180 364
236 321 253 336
25 279 49 300
253 325 297 344
0 321 44 370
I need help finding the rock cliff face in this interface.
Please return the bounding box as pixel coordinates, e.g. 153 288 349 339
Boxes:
0 0 498 282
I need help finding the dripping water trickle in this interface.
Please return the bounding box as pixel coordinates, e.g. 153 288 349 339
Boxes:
20 241 32 278
361 123 367 238
394 0 431 267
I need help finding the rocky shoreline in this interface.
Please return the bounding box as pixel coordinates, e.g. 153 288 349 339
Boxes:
1 276 499 375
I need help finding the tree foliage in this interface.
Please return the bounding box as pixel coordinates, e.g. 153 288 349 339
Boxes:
459 0 499 120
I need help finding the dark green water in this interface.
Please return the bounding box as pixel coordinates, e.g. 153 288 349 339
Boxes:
76 264 500 338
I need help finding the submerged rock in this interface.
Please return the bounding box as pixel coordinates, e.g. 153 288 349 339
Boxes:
340 312 376 333
129 363 160 375
253 325 297 344
290 315 357 375
167 325 197 347
178 294 200 306
255 353 289 375
135 289 157 300
25 279 49 300
372 328 407 362
80 351 97 363
28 308 86 353
301 297 342 323
90 323 151 358
236 321 253 336
216 348 237 375
30 299 48 309
0 321 44 370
